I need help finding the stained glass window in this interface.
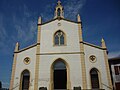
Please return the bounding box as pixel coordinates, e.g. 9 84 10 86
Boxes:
54 30 65 45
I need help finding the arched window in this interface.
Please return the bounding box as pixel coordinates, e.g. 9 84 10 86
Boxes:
57 8 61 17
20 70 30 90
54 30 65 45
90 68 100 89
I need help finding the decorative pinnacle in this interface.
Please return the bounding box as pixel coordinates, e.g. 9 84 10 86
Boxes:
77 14 81 22
101 38 104 42
101 38 107 49
57 0 61 5
38 16 41 24
14 42 19 52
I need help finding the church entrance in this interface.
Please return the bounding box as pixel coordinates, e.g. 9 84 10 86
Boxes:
53 60 67 90
20 70 30 90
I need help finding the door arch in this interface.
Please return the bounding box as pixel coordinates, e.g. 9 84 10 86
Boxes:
54 60 67 89
20 70 30 90
90 68 100 89
50 58 71 90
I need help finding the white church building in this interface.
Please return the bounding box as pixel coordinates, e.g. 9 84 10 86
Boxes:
10 1 113 90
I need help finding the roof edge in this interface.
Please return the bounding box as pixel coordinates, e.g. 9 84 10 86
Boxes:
83 41 106 50
38 17 81 26
14 43 38 53
109 57 120 60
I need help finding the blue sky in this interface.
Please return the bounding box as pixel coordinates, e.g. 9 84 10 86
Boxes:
0 0 120 88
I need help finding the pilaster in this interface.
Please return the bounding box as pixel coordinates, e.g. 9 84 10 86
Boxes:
78 15 87 89
103 50 113 90
9 42 19 90
101 39 113 90
34 17 41 90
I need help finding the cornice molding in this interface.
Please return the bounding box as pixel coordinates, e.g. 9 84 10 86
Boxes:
36 52 83 55
83 41 107 50
109 57 120 60
14 43 38 53
38 17 82 26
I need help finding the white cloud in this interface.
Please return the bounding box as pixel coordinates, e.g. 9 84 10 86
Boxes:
39 0 87 21
2 82 9 88
0 4 37 54
0 26 7 40
15 19 37 44
0 0 87 52
40 3 55 21
11 0 87 46
0 14 7 40
0 14 11 54
23 4 31 18
108 51 120 58
64 0 87 20
12 4 37 46
23 21 37 42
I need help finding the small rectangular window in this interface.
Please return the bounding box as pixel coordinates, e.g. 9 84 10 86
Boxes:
114 66 119 75
119 66 120 75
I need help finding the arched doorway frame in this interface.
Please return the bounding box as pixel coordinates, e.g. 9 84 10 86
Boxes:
19 69 31 90
89 67 102 89
49 58 71 90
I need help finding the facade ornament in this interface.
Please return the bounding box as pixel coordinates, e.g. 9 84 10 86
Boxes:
101 38 107 49
54 0 64 18
77 14 81 22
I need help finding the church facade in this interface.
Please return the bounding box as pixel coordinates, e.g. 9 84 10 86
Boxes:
10 1 113 90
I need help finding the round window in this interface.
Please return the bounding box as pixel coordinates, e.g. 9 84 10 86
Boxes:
58 23 61 26
89 55 97 63
24 57 30 65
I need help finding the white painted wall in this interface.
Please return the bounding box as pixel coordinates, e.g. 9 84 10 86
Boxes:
40 19 80 53
84 44 109 89
39 19 83 89
38 54 82 89
12 19 110 90
13 46 36 90
111 64 120 89
38 19 109 89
